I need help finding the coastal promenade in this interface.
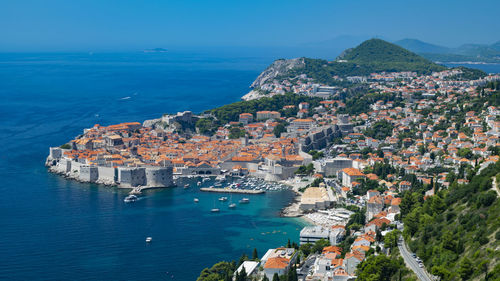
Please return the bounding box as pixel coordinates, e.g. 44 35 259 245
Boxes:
199 187 265 194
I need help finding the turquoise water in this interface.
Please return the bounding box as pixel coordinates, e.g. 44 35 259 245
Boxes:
0 52 306 280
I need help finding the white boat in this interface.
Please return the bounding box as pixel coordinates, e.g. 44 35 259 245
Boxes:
197 181 202 186
146 237 152 243
202 177 210 182
184 184 190 188
229 203 237 208
194 198 199 203
211 208 220 213
124 194 138 203
219 197 228 202
239 198 250 204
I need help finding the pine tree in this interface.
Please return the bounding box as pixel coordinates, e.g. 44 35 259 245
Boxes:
252 248 258 260
238 253 248 266
236 266 247 281
272 273 280 281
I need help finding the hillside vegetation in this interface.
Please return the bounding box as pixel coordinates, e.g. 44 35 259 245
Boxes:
282 39 446 86
338 39 446 74
195 93 323 135
401 160 500 280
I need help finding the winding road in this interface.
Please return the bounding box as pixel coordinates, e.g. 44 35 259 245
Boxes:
398 238 433 281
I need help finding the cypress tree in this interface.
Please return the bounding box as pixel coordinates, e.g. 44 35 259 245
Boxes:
252 248 258 260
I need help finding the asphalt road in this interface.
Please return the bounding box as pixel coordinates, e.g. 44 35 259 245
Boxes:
297 254 317 281
398 239 432 281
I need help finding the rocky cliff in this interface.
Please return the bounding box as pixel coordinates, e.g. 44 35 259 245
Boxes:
242 58 304 100
250 58 304 88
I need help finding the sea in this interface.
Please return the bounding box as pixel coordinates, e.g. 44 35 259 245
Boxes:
0 52 499 281
0 51 307 281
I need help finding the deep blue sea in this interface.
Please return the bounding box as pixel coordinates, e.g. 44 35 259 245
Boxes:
0 52 307 281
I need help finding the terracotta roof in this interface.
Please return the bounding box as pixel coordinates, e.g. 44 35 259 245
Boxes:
342 168 364 177
264 257 289 269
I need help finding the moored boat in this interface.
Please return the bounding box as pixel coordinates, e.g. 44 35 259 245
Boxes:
124 194 138 203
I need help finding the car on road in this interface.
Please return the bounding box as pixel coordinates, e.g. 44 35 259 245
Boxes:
412 253 416 258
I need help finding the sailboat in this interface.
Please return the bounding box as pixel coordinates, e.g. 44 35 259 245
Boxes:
210 199 220 212
228 194 236 208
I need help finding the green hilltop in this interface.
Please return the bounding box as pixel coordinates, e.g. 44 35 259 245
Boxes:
281 39 448 86
337 38 447 73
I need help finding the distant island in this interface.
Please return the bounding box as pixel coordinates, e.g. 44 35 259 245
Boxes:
143 48 168 53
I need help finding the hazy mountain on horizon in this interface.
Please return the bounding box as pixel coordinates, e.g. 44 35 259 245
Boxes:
394 38 500 63
394 38 452 54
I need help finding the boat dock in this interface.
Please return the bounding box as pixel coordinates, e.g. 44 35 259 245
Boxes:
200 188 265 194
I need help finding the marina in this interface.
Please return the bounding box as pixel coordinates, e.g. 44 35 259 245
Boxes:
200 187 265 194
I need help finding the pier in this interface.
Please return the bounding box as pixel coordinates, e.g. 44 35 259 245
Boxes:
200 187 265 194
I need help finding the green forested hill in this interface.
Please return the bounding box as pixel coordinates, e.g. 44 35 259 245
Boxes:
338 39 446 74
280 39 447 86
401 160 500 280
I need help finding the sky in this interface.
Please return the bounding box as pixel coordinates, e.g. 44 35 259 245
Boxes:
0 0 499 52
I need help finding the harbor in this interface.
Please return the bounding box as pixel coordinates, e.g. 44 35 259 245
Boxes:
200 187 265 194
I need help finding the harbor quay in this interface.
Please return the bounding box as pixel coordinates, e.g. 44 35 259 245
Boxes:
199 187 265 194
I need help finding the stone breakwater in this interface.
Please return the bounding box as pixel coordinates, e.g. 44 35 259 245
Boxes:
199 187 265 194
45 147 175 189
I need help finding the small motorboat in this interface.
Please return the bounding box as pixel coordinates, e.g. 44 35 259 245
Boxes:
124 194 138 203
184 184 190 188
218 196 228 202
229 203 237 208
239 198 250 204
197 181 202 186
194 198 199 203
146 237 152 243
210 208 220 213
